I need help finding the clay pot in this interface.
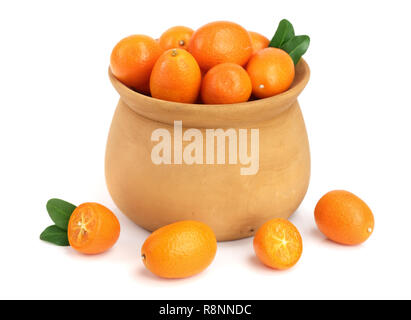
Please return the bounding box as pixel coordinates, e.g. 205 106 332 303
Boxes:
106 59 310 241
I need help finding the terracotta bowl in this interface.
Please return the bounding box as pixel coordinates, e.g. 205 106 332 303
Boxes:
106 59 310 241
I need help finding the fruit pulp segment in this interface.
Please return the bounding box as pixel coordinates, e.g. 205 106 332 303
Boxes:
70 207 97 246
268 224 301 265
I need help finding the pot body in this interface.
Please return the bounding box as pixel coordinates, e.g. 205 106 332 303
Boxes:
105 59 311 241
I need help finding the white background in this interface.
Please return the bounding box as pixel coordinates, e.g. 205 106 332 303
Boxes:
1 0 410 300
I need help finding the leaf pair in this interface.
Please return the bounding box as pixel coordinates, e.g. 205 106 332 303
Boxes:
40 198 77 246
269 19 310 65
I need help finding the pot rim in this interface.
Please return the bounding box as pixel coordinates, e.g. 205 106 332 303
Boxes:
109 59 310 128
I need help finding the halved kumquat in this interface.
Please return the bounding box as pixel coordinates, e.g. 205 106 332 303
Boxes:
68 203 120 255
253 218 303 270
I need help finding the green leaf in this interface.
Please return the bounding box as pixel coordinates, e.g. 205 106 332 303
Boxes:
46 198 76 230
281 35 310 65
40 225 70 246
269 19 295 48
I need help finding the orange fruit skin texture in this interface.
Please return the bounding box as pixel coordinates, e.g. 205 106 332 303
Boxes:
67 203 120 255
141 220 217 279
314 190 375 245
253 218 303 270
189 21 253 71
201 63 252 104
150 48 201 103
249 31 269 55
110 35 161 93
246 47 295 99
159 26 194 51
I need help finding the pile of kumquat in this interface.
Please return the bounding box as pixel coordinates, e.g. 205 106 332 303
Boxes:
109 19 310 104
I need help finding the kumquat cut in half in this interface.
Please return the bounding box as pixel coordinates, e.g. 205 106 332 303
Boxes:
68 202 120 255
253 218 303 270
